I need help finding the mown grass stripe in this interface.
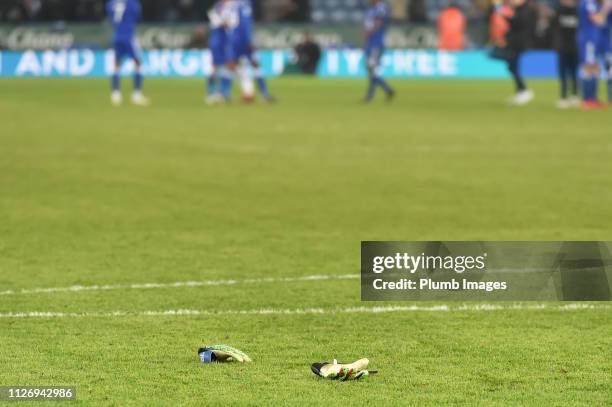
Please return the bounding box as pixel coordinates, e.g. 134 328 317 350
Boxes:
0 274 359 296
0 303 609 319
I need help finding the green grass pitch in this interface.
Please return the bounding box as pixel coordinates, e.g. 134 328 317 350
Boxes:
1 78 611 405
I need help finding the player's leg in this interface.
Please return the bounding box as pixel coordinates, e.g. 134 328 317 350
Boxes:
365 47 394 103
237 58 256 103
568 51 580 105
605 52 612 103
111 58 122 106
599 33 612 103
508 52 525 92
579 40 602 108
220 61 236 102
216 42 238 102
249 51 275 102
558 52 568 103
364 45 377 102
130 59 150 106
111 42 124 105
557 52 569 107
231 41 255 102
580 63 600 103
207 43 226 104
129 41 150 106
507 51 533 105
207 65 221 103
374 50 395 101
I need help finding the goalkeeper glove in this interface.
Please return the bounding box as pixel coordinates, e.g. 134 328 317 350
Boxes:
198 345 252 363
311 358 374 381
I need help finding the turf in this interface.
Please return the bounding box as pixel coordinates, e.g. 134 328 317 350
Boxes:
0 78 611 406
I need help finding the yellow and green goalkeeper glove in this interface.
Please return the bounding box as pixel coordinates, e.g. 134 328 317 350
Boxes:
311 358 375 381
198 345 252 363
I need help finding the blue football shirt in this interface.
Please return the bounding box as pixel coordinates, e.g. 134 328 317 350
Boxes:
107 0 141 43
365 1 390 48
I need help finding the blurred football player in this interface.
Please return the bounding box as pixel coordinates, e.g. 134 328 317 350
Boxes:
364 0 396 103
107 0 150 106
577 0 610 109
603 1 612 103
504 0 534 106
553 0 580 108
207 0 240 104
232 0 275 103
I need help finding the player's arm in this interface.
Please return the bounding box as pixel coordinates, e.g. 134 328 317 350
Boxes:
222 8 240 30
366 4 387 39
588 1 610 25
589 12 606 26
208 8 221 28
106 1 113 22
366 16 383 38
134 1 142 22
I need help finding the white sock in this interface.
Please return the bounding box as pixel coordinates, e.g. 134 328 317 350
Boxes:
237 61 255 97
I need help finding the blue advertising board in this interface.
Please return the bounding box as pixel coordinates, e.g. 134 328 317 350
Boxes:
0 49 558 78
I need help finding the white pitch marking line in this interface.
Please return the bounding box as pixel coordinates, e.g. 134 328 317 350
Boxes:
0 274 359 296
0 304 609 319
